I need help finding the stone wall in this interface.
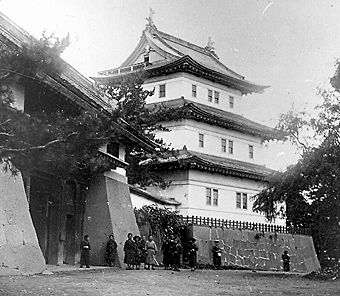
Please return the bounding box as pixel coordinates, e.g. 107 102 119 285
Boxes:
0 166 46 275
83 171 140 267
193 226 320 273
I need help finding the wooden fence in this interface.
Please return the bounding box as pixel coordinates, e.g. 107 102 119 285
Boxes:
180 215 312 236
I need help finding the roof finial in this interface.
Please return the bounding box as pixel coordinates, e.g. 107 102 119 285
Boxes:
146 7 155 27
205 37 215 51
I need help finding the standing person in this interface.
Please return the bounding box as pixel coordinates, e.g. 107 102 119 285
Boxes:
80 235 91 268
124 233 135 270
172 238 183 272
161 236 171 270
187 238 199 271
133 235 142 270
212 240 222 269
168 234 177 270
282 250 290 272
145 235 158 270
140 235 147 269
105 234 117 267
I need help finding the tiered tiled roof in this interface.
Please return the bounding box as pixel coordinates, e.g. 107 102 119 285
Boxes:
143 149 274 181
147 98 279 140
93 23 268 95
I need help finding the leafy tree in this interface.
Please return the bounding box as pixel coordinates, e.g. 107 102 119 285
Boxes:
253 87 340 269
0 33 173 188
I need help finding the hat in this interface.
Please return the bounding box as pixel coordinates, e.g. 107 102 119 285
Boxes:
133 235 141 240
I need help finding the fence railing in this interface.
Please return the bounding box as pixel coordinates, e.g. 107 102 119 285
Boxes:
180 215 312 236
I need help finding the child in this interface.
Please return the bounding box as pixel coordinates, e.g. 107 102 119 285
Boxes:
161 236 171 270
145 235 158 270
80 235 91 268
187 238 199 271
172 238 183 272
212 240 222 269
282 250 290 272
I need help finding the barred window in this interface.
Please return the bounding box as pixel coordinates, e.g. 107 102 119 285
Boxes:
236 192 241 208
249 145 254 159
213 189 218 206
214 91 219 104
221 138 226 153
228 140 233 154
229 96 234 108
206 188 212 205
242 193 248 209
199 133 204 148
208 89 213 102
159 84 166 98
192 84 197 97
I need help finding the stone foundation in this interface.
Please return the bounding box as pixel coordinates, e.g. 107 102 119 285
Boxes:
193 226 320 273
83 171 140 267
0 166 46 275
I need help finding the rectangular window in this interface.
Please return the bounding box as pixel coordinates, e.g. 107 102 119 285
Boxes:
236 192 241 208
229 96 234 108
192 84 197 97
208 89 213 102
213 189 218 206
249 145 254 159
228 140 233 154
206 188 212 205
221 138 226 153
242 193 248 209
214 91 219 104
199 133 204 148
159 84 166 98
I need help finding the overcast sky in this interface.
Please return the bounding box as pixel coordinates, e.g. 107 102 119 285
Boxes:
1 0 340 169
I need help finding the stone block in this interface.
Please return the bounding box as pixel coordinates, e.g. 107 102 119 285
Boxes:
244 257 254 268
235 255 244 266
4 225 23 247
230 246 237 256
228 253 236 265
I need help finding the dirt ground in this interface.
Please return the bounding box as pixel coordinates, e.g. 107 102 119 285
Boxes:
0 268 339 296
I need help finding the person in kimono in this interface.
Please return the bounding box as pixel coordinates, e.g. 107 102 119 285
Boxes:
172 238 183 272
212 240 222 269
105 234 117 267
140 235 147 269
80 234 91 268
133 235 142 270
187 238 199 271
282 250 290 272
124 233 135 270
145 235 158 270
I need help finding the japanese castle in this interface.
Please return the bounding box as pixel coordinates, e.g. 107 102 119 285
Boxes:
93 15 281 224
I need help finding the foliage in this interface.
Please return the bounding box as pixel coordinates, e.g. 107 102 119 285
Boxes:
134 205 186 239
253 87 340 268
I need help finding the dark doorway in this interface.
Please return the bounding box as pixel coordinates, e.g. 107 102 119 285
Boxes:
64 214 76 264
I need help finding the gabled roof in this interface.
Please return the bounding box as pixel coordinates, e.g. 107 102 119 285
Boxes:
146 98 279 140
143 149 274 181
0 12 157 153
94 24 268 95
129 185 181 206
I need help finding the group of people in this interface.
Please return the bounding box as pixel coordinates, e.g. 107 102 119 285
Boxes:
162 235 198 271
123 233 158 270
80 234 290 272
